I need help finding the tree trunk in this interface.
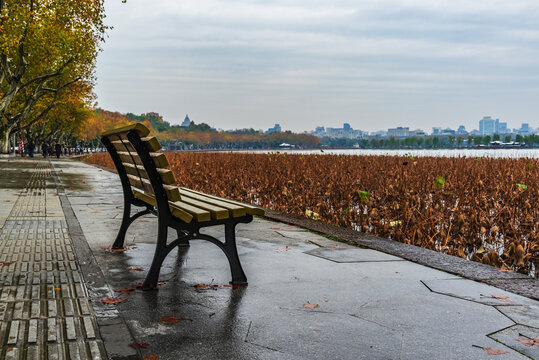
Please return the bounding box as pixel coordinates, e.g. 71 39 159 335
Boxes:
0 127 12 154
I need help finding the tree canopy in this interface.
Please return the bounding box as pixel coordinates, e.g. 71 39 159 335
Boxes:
0 0 108 152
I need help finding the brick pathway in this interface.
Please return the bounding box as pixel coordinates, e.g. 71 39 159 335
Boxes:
0 161 106 359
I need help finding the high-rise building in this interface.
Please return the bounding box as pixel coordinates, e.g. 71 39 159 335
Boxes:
387 127 410 138
479 116 496 135
457 125 468 135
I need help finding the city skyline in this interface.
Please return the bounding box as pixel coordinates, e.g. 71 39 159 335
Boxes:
95 0 539 133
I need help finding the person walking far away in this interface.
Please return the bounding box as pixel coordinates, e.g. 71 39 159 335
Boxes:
55 142 62 159
41 142 48 158
28 139 35 157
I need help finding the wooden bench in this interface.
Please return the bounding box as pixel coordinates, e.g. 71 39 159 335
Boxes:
101 123 264 290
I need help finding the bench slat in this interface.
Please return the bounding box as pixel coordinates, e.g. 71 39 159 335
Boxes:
112 137 162 152
179 190 246 218
177 197 230 220
179 187 264 216
132 190 194 223
111 140 136 153
102 123 150 137
127 174 180 201
118 151 169 168
132 189 211 222
140 137 162 151
123 163 176 185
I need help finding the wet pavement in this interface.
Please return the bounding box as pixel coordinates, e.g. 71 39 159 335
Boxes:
0 156 538 360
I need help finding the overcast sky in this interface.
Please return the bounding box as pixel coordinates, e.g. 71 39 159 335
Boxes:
95 0 539 133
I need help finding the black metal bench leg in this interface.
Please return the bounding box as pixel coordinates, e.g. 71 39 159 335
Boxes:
112 198 131 248
142 222 169 290
224 222 248 285
176 229 190 247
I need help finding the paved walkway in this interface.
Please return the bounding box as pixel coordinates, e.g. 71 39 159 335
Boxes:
0 156 538 360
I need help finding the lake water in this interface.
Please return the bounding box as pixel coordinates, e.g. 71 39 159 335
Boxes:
241 148 539 159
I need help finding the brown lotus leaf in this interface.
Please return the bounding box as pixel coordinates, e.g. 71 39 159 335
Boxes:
82 153 538 276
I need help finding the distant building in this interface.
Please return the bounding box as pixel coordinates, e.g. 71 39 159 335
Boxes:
479 116 496 136
312 123 364 139
387 127 410 138
496 119 508 133
431 127 442 136
457 125 468 135
517 123 533 135
440 128 456 135
181 114 192 127
410 129 427 136
266 124 282 134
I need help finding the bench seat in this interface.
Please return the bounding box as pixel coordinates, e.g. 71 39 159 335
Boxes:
132 188 264 223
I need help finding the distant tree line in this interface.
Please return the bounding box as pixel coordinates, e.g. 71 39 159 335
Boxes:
321 134 538 149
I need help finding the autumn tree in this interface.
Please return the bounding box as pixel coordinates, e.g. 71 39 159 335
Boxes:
0 0 108 153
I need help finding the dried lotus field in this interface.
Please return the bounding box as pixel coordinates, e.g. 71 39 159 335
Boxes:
82 152 538 277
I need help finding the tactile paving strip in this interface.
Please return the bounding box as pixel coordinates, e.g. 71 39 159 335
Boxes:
0 163 106 359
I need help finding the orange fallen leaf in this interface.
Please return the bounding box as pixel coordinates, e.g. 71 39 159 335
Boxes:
127 267 145 271
7 347 13 351
484 347 508 355
303 303 320 309
55 287 61 291
143 355 159 360
129 342 148 349
90 211 102 213
102 246 136 253
329 244 339 248
194 283 218 290
157 315 179 325
491 294 515 303
473 345 509 355
1 261 15 267
100 297 128 305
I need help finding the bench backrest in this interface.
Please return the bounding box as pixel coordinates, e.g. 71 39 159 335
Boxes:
100 123 180 206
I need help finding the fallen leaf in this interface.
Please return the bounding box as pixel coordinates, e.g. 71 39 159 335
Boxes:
324 299 329 302
100 297 128 305
90 211 102 213
55 287 61 291
129 342 148 349
484 347 509 355
114 287 135 296
127 267 144 271
102 246 136 253
143 355 159 360
194 283 218 290
303 303 320 309
497 268 515 273
1 261 15 267
329 244 339 248
491 294 515 303
7 347 13 351
157 315 179 325
516 338 535 347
